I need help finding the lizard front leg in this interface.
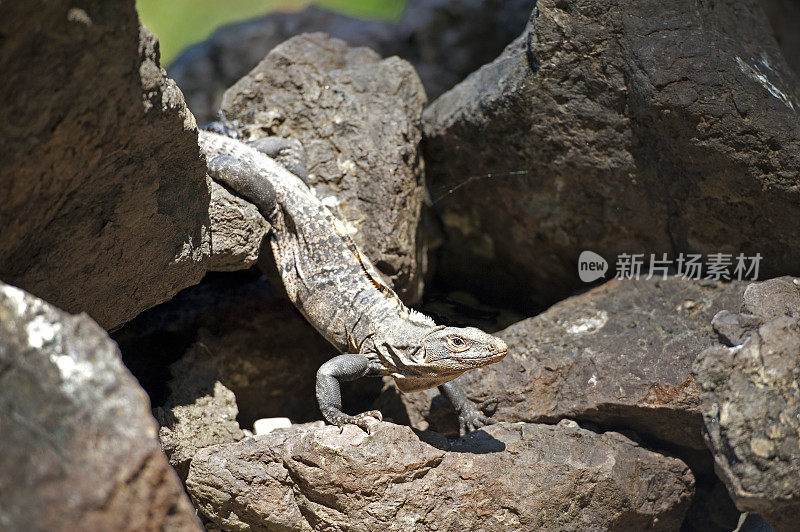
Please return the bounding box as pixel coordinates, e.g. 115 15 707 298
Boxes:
316 354 383 433
439 380 495 436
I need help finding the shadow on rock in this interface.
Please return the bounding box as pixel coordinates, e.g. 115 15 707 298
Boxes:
415 427 506 454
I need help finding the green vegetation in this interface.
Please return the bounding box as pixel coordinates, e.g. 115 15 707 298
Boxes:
137 0 408 65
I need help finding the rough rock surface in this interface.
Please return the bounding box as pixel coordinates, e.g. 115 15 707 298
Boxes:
207 179 270 271
0 282 201 530
154 377 245 482
219 33 428 303
169 0 536 124
0 1 210 330
423 0 800 312
385 277 746 449
187 421 694 531
693 277 800 531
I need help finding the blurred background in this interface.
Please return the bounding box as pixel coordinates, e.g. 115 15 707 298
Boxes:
137 0 408 64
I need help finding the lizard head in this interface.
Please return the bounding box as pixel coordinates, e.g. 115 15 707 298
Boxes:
387 325 507 393
421 326 508 371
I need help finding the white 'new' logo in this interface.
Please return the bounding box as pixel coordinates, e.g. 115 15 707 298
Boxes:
578 251 608 283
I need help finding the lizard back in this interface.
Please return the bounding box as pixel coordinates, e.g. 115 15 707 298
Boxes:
199 131 432 354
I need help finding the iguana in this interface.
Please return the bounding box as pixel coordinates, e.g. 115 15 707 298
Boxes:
198 129 507 435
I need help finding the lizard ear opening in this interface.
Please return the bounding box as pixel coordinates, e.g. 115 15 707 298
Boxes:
409 344 427 365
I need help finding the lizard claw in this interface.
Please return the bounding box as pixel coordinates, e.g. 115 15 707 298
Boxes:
477 397 501 415
458 404 495 437
353 410 383 435
330 410 382 435
354 410 383 422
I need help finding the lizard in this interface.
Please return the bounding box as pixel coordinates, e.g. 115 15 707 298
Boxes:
198 129 507 435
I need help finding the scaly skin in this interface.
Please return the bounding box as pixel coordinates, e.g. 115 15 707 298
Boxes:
199 130 507 435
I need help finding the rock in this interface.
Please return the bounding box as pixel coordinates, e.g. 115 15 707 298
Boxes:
0 282 201 530
710 276 800 346
385 277 746 449
154 376 245 482
169 0 536 124
186 421 694 531
253 417 292 435
207 179 269 271
761 0 800 77
219 33 428 303
742 276 800 320
710 310 763 347
111 269 277 407
0 1 210 330
693 277 800 531
423 0 800 313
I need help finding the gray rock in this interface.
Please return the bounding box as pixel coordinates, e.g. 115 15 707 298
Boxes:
0 282 201 530
207 178 269 271
154 374 245 482
385 277 746 449
711 310 763 347
187 421 694 531
220 33 428 303
423 0 800 312
708 276 800 348
169 0 536 124
742 276 800 320
0 2 210 330
694 277 800 531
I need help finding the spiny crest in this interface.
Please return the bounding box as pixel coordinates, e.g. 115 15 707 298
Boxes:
342 227 434 328
325 202 403 300
316 188 436 328
404 307 436 327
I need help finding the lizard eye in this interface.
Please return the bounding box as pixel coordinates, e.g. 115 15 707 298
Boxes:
446 336 469 352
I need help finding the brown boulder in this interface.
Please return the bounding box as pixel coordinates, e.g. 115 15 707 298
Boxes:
207 179 270 272
0 2 211 330
187 421 694 531
154 376 246 482
220 33 428 303
388 277 746 449
694 277 800 531
423 0 800 312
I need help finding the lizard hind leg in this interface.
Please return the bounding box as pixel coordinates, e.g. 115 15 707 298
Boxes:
205 154 278 219
246 137 308 183
316 354 383 434
203 112 240 139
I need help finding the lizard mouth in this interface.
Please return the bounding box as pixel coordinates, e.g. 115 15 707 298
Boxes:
460 348 507 368
487 348 507 364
